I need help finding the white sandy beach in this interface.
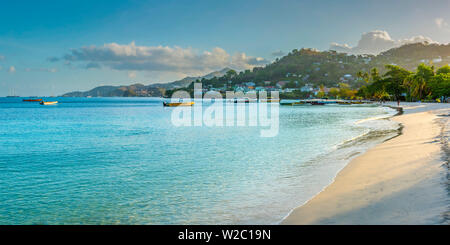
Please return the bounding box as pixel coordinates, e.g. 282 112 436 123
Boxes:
282 104 450 225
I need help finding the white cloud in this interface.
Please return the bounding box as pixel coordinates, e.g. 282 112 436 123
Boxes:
128 71 137 78
0 55 4 61
435 18 447 29
62 42 269 75
231 53 268 70
8 66 15 73
330 30 438 55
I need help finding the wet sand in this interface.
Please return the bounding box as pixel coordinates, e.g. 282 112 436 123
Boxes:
282 106 449 225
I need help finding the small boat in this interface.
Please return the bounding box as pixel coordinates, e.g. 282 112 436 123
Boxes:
280 102 294 106
259 97 280 103
233 97 254 103
337 101 352 105
40 101 58 105
280 101 309 106
310 101 325 105
163 101 194 107
293 101 308 106
23 99 42 102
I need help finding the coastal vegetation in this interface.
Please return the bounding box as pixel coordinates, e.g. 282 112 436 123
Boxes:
357 64 450 102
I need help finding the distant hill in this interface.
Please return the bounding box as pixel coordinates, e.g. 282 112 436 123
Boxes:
61 68 231 97
146 68 231 89
373 42 450 70
196 42 450 90
62 84 163 97
63 42 450 97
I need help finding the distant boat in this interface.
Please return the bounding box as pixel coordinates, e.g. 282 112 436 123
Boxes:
310 101 325 105
40 101 58 105
23 99 42 102
280 101 294 106
163 101 194 107
280 101 309 106
294 102 309 106
337 101 352 105
259 97 280 103
233 97 256 103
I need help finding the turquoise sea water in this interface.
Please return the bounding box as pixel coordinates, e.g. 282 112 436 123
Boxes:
0 97 399 224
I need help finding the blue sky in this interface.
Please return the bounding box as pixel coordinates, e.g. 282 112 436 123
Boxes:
1 0 450 96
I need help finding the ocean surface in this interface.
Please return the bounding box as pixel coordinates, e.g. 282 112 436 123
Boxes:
0 97 399 224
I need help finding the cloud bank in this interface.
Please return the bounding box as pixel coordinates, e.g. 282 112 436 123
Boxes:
59 42 269 74
330 30 437 55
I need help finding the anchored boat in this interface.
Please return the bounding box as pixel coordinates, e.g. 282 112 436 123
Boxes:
163 101 194 107
293 101 308 105
23 99 42 102
281 102 308 106
259 97 280 103
233 97 256 103
337 101 352 105
40 101 58 105
310 101 325 105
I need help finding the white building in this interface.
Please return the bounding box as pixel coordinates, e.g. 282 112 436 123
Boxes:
300 84 314 92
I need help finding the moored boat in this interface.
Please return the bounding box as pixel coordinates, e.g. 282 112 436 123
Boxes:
163 101 194 107
337 101 352 105
310 101 325 105
259 97 280 103
40 101 58 105
23 99 42 102
233 97 255 103
293 101 308 105
280 101 294 106
280 101 310 106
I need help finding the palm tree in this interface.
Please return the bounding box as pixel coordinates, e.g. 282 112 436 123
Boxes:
403 75 414 101
407 64 434 100
412 76 425 100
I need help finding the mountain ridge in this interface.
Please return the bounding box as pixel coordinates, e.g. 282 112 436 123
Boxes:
61 68 231 97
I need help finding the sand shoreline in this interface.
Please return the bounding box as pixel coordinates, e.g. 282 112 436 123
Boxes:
282 105 449 225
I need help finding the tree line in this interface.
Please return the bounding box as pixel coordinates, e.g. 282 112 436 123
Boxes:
356 64 450 102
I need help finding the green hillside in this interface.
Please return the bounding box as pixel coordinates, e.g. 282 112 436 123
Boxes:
194 43 450 90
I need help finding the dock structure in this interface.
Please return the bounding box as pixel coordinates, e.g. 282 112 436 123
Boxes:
280 99 374 106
